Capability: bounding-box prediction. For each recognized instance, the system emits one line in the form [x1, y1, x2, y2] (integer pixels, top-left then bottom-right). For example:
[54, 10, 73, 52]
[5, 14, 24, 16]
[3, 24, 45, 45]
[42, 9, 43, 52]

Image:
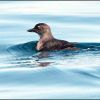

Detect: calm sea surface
[0, 2, 100, 99]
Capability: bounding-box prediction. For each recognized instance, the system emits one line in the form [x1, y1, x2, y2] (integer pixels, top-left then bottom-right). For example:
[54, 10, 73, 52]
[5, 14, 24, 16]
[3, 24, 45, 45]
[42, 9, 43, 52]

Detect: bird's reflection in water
[38, 62, 51, 67]
[36, 51, 50, 59]
[33, 51, 53, 67]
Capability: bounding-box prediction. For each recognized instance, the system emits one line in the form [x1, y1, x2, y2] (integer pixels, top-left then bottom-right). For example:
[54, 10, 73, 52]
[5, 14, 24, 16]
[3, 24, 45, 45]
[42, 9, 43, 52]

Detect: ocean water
[0, 1, 100, 99]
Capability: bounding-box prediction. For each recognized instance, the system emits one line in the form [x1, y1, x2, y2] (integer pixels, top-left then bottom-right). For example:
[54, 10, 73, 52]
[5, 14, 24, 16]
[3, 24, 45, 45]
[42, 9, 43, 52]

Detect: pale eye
[38, 26, 40, 28]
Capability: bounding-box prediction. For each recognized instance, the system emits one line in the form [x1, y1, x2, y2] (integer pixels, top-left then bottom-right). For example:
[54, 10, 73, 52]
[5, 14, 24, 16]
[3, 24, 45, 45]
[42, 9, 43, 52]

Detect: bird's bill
[27, 28, 36, 32]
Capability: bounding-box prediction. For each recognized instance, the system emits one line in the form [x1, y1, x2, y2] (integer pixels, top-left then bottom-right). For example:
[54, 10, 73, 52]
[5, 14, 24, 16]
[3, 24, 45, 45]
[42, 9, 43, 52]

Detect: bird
[27, 23, 78, 51]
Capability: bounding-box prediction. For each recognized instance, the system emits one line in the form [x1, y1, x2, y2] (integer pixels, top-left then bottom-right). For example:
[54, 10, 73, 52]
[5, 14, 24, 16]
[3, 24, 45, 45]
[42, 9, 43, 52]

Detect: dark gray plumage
[27, 23, 78, 51]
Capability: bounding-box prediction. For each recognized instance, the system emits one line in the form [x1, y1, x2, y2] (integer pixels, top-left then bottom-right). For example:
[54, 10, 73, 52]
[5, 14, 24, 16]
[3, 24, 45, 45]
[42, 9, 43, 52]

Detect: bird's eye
[38, 26, 40, 28]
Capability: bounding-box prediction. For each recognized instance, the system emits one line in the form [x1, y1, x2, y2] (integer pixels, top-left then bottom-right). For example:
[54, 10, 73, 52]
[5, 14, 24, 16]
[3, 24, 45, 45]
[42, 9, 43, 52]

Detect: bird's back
[41, 39, 75, 51]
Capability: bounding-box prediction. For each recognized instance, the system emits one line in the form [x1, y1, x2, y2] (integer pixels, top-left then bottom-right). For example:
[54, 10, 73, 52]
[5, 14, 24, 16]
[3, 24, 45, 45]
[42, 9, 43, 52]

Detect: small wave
[7, 42, 100, 56]
[7, 41, 38, 56]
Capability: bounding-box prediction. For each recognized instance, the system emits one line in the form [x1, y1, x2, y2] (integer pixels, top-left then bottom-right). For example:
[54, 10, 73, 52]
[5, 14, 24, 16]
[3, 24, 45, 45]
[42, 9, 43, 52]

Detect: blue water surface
[0, 12, 100, 99]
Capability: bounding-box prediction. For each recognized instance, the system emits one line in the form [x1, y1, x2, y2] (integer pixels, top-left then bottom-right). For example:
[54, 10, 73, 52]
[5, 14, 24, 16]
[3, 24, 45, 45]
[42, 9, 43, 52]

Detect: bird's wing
[42, 39, 74, 51]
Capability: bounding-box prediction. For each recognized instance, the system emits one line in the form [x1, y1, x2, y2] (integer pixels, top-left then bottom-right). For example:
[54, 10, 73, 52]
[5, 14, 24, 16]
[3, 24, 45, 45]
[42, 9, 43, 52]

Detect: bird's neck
[40, 32, 54, 42]
[36, 32, 54, 51]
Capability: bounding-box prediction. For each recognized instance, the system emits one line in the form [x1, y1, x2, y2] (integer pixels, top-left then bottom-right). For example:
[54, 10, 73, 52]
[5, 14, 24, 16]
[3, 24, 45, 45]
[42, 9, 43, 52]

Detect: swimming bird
[27, 23, 78, 51]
